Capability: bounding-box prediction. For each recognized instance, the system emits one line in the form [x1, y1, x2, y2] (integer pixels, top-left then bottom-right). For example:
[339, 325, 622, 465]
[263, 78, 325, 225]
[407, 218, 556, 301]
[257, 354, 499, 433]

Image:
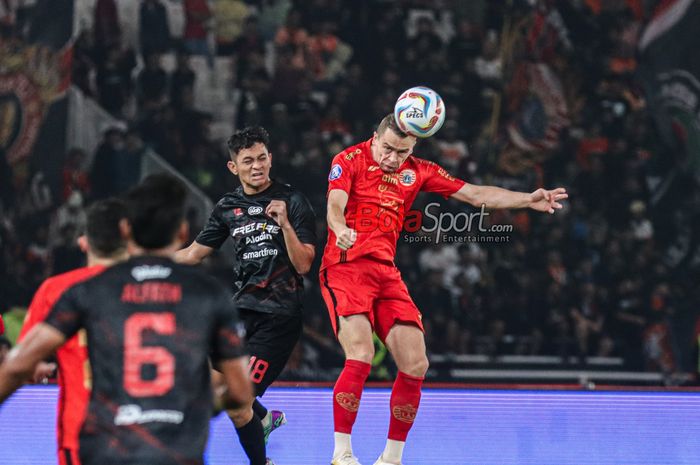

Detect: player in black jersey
[176, 126, 316, 465]
[0, 175, 253, 465]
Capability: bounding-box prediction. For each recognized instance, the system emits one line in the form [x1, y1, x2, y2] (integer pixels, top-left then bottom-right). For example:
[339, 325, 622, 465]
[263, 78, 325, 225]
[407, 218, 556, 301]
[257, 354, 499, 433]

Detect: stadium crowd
[1, 0, 697, 381]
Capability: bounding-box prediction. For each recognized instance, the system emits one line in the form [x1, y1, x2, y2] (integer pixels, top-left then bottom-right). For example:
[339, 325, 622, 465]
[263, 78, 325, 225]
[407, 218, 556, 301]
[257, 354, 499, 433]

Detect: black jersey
[45, 256, 243, 465]
[195, 180, 316, 316]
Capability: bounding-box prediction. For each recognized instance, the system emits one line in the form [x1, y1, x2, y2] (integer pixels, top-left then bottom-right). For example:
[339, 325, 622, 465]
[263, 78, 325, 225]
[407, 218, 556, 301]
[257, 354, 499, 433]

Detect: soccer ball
[394, 86, 446, 138]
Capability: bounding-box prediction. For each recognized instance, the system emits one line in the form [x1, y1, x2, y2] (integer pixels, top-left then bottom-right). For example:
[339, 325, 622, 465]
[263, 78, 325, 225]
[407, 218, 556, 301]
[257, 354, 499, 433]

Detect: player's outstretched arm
[450, 184, 568, 214]
[217, 356, 254, 410]
[327, 189, 356, 250]
[174, 241, 214, 265]
[0, 323, 65, 404]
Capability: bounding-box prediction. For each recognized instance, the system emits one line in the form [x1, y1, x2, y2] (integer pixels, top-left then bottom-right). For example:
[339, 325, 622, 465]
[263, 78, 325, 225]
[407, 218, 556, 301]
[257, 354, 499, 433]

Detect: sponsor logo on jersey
[392, 404, 417, 423]
[368, 165, 380, 172]
[131, 265, 172, 282]
[335, 392, 360, 412]
[329, 164, 343, 181]
[248, 206, 263, 215]
[245, 232, 272, 244]
[232, 222, 281, 237]
[399, 169, 417, 186]
[242, 248, 279, 260]
[115, 404, 184, 426]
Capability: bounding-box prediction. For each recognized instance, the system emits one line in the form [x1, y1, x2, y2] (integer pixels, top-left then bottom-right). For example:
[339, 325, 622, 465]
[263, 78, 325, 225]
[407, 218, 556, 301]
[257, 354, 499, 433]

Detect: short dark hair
[0, 336, 10, 350]
[125, 174, 187, 249]
[86, 198, 127, 257]
[226, 126, 270, 159]
[377, 113, 411, 138]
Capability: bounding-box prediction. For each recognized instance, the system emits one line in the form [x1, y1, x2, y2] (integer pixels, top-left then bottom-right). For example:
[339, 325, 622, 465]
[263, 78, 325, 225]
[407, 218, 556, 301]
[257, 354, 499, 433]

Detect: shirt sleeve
[195, 204, 229, 250]
[18, 280, 52, 342]
[211, 288, 244, 362]
[44, 285, 85, 341]
[289, 192, 317, 245]
[327, 150, 356, 195]
[419, 160, 466, 198]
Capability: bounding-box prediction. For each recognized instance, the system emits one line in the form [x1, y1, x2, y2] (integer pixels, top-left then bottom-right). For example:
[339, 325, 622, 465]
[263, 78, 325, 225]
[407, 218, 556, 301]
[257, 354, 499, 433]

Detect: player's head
[372, 113, 417, 173]
[80, 198, 128, 259]
[124, 174, 189, 252]
[226, 126, 272, 192]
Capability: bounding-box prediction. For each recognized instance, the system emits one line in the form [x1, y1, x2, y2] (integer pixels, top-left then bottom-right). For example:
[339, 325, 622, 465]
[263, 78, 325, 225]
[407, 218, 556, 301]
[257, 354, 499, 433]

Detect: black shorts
[240, 309, 302, 396]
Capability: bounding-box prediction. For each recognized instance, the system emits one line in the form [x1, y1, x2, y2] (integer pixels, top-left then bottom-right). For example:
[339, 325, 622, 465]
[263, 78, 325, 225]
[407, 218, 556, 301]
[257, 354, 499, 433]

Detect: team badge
[399, 169, 417, 186]
[233, 208, 243, 216]
[329, 164, 343, 181]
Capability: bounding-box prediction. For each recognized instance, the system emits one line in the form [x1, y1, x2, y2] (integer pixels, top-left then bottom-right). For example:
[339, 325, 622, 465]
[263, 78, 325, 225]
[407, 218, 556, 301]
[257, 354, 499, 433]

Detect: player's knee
[343, 341, 374, 364]
[401, 353, 429, 377]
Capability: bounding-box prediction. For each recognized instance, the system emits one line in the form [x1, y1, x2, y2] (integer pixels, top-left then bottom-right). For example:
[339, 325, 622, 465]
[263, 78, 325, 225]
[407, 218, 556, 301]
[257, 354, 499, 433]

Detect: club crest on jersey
[329, 164, 342, 181]
[248, 206, 263, 215]
[233, 208, 243, 216]
[399, 169, 417, 186]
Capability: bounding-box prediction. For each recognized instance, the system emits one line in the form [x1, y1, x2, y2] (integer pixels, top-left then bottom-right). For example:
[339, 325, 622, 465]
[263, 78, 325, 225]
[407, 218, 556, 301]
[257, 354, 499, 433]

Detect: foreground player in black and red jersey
[0, 174, 253, 465]
[176, 126, 316, 465]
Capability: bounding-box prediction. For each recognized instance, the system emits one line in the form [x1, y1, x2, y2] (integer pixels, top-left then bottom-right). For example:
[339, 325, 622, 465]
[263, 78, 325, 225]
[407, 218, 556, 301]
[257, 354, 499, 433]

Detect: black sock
[234, 414, 266, 465]
[252, 399, 268, 420]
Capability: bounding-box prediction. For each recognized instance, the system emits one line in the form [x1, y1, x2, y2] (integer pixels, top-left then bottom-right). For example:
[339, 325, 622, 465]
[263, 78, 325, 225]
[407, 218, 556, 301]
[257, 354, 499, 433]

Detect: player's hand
[528, 188, 568, 214]
[265, 200, 289, 228]
[32, 361, 56, 384]
[336, 227, 357, 250]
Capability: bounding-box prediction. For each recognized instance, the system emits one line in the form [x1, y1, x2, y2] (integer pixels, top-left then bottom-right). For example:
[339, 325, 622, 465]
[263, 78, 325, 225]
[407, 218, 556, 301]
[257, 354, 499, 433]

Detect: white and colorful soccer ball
[393, 86, 446, 138]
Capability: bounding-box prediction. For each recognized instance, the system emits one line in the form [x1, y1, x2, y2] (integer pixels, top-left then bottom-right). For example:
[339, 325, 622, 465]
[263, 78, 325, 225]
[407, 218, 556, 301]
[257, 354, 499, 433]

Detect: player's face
[228, 142, 272, 191]
[372, 130, 417, 173]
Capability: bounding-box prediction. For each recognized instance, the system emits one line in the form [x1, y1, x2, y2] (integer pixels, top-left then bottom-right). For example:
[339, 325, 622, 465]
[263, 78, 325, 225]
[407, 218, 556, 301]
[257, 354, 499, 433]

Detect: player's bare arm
[0, 323, 65, 404]
[327, 189, 357, 251]
[451, 184, 568, 214]
[174, 241, 215, 265]
[265, 199, 315, 274]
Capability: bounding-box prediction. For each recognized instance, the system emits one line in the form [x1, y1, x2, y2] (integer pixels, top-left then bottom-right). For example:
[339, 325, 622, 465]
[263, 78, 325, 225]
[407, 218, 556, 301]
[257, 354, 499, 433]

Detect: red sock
[388, 371, 423, 441]
[333, 359, 371, 434]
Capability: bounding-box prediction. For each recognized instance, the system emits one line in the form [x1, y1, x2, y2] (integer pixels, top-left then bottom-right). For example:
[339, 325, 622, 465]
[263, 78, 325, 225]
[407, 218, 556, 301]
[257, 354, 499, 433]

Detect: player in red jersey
[321, 114, 568, 465]
[18, 198, 129, 465]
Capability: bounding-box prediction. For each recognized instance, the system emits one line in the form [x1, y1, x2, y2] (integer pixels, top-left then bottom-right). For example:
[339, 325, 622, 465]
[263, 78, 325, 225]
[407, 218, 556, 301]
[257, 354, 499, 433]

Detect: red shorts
[320, 257, 424, 342]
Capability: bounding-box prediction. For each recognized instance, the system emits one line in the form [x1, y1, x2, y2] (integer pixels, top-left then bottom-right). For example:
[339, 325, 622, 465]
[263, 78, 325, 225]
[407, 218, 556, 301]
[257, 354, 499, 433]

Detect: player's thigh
[245, 313, 302, 396]
[337, 313, 375, 363]
[384, 323, 429, 377]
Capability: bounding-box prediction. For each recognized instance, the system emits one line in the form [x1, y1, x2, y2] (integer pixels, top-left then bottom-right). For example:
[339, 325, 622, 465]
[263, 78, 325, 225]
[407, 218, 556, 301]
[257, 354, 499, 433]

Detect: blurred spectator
[212, 0, 250, 55]
[169, 49, 196, 110]
[137, 53, 168, 107]
[90, 126, 127, 199]
[139, 0, 171, 57]
[61, 148, 91, 201]
[183, 0, 213, 65]
[96, 47, 136, 118]
[93, 0, 120, 53]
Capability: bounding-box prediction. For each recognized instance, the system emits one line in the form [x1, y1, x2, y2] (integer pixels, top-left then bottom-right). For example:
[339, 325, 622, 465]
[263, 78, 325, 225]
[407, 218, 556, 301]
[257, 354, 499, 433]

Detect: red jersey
[184, 0, 210, 39]
[321, 138, 465, 269]
[19, 265, 106, 450]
